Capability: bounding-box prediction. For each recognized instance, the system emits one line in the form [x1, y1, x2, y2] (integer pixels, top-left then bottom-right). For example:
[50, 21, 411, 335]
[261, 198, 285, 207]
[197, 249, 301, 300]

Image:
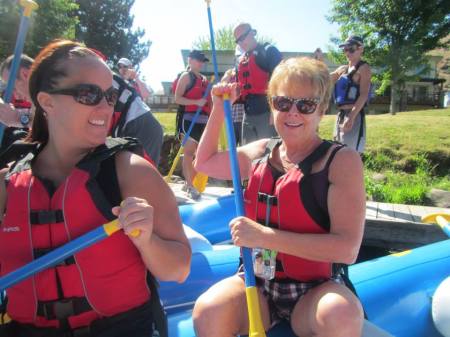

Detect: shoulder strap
[348, 60, 367, 80]
[298, 141, 333, 175]
[184, 71, 197, 95]
[324, 143, 345, 170]
[77, 137, 142, 172]
[1, 141, 39, 177]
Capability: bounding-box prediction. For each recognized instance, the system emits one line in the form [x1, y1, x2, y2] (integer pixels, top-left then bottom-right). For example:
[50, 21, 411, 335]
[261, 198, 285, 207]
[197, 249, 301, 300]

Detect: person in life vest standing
[174, 50, 211, 200]
[117, 57, 151, 101]
[233, 22, 282, 144]
[0, 40, 191, 337]
[331, 36, 371, 153]
[193, 57, 365, 337]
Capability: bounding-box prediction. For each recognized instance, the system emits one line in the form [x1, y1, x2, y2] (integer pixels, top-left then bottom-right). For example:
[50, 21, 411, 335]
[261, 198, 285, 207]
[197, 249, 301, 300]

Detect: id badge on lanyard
[253, 193, 277, 280]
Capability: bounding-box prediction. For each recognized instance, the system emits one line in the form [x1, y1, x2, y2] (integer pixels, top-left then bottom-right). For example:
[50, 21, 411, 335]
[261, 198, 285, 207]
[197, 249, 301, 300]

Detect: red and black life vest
[237, 44, 270, 99]
[182, 73, 211, 115]
[0, 138, 150, 329]
[244, 139, 339, 282]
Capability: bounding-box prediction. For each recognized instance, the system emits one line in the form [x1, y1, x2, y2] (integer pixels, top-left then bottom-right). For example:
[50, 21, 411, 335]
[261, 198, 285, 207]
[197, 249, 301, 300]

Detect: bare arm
[194, 83, 268, 180]
[115, 152, 191, 282]
[0, 98, 32, 128]
[330, 65, 348, 83]
[232, 147, 365, 264]
[174, 72, 205, 107]
[135, 77, 151, 101]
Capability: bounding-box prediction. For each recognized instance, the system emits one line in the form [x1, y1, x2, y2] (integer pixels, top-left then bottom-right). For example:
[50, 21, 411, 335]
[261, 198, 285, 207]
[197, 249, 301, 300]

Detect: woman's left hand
[112, 197, 154, 248]
[229, 216, 267, 248]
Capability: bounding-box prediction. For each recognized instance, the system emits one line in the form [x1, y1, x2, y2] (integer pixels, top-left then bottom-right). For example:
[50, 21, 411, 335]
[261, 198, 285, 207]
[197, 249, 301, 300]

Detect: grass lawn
[154, 108, 450, 204]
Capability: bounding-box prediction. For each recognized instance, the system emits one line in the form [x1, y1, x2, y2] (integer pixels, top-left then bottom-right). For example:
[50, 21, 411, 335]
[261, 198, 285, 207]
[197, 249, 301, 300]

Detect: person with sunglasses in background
[0, 40, 191, 337]
[193, 57, 365, 337]
[0, 54, 34, 150]
[331, 36, 372, 153]
[233, 22, 282, 144]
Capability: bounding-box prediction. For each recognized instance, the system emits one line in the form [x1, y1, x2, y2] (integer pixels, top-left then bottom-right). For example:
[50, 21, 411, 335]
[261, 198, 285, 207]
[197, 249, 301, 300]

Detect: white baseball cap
[117, 58, 132, 67]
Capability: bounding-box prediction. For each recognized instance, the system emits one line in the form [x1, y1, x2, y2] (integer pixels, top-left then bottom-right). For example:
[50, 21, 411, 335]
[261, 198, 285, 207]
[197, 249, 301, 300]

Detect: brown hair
[0, 54, 34, 76]
[267, 57, 331, 113]
[27, 40, 99, 144]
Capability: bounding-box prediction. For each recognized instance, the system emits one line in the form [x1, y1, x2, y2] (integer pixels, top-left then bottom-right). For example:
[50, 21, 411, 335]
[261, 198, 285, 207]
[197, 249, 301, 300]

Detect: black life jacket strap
[30, 209, 64, 225]
[147, 273, 168, 337]
[37, 297, 92, 321]
[297, 141, 333, 175]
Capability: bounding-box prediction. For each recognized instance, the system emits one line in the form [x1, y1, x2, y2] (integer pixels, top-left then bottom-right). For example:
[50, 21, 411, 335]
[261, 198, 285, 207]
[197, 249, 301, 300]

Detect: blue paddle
[0, 220, 127, 291]
[205, 1, 266, 335]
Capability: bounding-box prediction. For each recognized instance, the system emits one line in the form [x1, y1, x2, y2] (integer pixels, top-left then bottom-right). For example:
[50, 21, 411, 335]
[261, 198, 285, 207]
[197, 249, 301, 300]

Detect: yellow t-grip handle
[120, 201, 140, 238]
[20, 0, 39, 17]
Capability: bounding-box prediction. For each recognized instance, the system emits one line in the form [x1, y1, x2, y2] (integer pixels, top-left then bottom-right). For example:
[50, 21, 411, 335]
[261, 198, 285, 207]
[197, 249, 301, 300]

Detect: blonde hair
[267, 57, 331, 113]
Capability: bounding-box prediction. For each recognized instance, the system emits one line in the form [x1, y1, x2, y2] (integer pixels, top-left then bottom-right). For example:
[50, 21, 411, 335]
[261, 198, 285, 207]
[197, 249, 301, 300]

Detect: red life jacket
[237, 45, 270, 98]
[244, 140, 335, 282]
[0, 138, 150, 329]
[183, 73, 211, 115]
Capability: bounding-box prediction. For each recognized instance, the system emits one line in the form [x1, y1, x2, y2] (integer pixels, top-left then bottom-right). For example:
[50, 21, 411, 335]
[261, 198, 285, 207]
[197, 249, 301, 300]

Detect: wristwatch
[19, 113, 30, 128]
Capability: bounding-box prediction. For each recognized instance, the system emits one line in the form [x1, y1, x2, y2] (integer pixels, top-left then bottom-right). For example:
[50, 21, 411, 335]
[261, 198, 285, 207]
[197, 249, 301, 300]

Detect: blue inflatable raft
[164, 195, 450, 337]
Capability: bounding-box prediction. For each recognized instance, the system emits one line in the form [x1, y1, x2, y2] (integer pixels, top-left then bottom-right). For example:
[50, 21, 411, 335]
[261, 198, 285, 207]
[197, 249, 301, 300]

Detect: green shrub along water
[154, 108, 450, 205]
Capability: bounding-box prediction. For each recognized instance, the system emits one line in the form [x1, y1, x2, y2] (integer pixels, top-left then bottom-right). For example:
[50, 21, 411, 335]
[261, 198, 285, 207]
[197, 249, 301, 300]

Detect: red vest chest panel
[238, 51, 269, 98]
[184, 75, 211, 114]
[0, 139, 150, 328]
[244, 158, 332, 282]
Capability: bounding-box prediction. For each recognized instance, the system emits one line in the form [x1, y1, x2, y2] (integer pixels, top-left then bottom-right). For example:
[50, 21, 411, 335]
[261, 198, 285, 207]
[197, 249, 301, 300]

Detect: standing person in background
[111, 73, 164, 166]
[233, 22, 282, 144]
[117, 57, 151, 101]
[0, 40, 190, 337]
[331, 36, 371, 153]
[0, 54, 34, 149]
[173, 50, 211, 200]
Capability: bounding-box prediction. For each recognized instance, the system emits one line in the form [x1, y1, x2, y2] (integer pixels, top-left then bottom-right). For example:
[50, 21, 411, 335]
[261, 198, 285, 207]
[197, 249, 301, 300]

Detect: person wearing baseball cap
[116, 57, 151, 101]
[173, 49, 212, 200]
[331, 35, 371, 153]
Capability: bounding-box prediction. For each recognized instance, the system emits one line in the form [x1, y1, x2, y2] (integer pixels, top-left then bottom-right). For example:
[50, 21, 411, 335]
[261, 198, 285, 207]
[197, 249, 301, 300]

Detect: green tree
[193, 24, 274, 50]
[74, 0, 150, 67]
[0, 0, 78, 60]
[328, 0, 450, 113]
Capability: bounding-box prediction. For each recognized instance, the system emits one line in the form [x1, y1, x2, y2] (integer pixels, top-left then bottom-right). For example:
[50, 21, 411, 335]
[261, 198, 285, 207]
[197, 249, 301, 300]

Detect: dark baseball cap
[188, 50, 209, 62]
[339, 36, 364, 48]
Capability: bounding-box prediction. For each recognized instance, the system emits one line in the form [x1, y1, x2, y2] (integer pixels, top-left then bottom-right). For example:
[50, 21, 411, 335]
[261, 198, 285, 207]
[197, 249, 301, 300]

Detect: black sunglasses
[47, 84, 118, 106]
[343, 45, 358, 54]
[235, 29, 252, 44]
[271, 96, 320, 114]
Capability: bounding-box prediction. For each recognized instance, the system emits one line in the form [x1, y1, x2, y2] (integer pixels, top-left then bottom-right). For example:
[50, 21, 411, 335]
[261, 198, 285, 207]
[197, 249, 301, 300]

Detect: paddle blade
[192, 172, 209, 193]
[246, 287, 267, 336]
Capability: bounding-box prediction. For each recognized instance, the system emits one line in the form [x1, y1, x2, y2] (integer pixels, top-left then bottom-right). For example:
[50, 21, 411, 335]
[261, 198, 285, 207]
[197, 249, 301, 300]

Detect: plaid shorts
[261, 275, 344, 325]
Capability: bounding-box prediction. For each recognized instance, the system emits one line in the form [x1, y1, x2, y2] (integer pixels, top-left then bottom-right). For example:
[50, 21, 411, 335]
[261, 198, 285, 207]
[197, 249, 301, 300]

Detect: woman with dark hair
[0, 40, 191, 337]
[193, 57, 365, 337]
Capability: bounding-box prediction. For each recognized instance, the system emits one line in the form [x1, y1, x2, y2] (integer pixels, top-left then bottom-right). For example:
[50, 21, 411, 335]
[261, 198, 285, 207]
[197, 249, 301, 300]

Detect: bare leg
[193, 275, 271, 337]
[182, 138, 198, 188]
[290, 280, 363, 337]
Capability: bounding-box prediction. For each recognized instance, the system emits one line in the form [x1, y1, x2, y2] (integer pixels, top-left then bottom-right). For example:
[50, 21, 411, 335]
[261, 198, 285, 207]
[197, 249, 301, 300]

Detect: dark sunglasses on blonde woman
[271, 96, 320, 114]
[47, 84, 118, 106]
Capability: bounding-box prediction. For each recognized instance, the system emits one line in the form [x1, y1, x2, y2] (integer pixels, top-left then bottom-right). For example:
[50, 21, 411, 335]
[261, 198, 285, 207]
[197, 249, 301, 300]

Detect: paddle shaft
[0, 220, 119, 291]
